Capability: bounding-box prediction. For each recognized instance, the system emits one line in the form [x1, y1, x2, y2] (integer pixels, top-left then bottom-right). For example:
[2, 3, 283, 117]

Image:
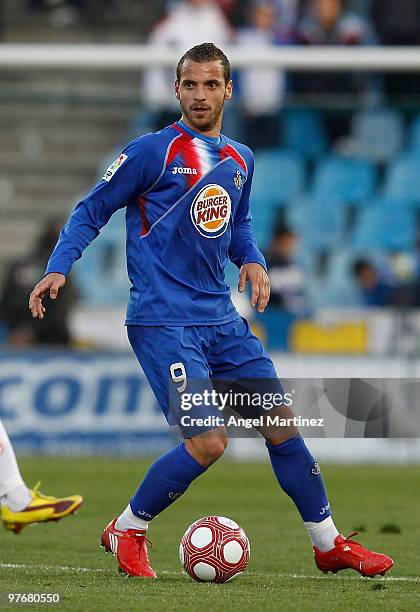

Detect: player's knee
[264, 429, 300, 446]
[205, 439, 227, 465]
[186, 430, 228, 467]
[198, 436, 228, 465]
[261, 405, 299, 446]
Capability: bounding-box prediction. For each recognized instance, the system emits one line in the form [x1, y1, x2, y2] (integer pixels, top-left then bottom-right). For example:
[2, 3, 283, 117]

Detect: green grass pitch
[1, 457, 419, 611]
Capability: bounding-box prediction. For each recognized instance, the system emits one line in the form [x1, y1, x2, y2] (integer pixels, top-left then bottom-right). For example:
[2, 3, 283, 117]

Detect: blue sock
[266, 435, 331, 523]
[130, 443, 206, 520]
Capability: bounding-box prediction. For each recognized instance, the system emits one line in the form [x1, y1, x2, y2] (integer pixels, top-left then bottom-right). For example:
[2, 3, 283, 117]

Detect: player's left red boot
[314, 532, 393, 577]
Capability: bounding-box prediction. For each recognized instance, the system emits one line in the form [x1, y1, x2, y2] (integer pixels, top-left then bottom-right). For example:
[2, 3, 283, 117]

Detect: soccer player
[0, 419, 82, 534]
[29, 43, 393, 579]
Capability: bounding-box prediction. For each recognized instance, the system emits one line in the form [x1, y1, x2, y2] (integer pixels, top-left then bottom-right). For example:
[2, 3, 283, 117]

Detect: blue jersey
[46, 120, 266, 326]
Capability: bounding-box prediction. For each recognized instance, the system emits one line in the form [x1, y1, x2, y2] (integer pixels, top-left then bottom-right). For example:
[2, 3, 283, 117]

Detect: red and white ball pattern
[179, 516, 250, 583]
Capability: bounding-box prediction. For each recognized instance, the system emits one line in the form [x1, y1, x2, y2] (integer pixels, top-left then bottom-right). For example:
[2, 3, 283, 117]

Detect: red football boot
[314, 532, 394, 578]
[100, 518, 157, 578]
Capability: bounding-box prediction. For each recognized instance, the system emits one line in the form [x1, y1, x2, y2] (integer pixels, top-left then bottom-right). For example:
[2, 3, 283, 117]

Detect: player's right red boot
[100, 518, 157, 578]
[314, 532, 393, 578]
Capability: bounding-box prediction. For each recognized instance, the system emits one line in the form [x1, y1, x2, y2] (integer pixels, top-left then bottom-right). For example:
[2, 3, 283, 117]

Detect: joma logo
[172, 167, 198, 175]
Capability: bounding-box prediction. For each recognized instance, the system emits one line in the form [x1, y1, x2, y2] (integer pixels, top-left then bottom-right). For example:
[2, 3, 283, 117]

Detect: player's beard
[181, 98, 224, 133]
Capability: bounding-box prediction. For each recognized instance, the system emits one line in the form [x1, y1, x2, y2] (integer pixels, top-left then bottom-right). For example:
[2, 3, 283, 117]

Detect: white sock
[2, 484, 32, 511]
[304, 516, 340, 552]
[115, 504, 149, 532]
[0, 419, 31, 509]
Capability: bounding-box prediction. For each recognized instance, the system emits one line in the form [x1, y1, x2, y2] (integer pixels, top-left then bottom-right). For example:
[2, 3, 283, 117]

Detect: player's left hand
[238, 263, 270, 313]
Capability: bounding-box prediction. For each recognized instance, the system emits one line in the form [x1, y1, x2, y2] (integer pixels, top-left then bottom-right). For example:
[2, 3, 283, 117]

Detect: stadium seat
[352, 198, 416, 251]
[284, 197, 305, 234]
[281, 109, 328, 159]
[74, 209, 130, 306]
[252, 149, 305, 207]
[312, 155, 377, 204]
[321, 247, 389, 307]
[408, 113, 420, 152]
[224, 260, 240, 289]
[351, 108, 404, 163]
[294, 196, 347, 251]
[250, 196, 279, 250]
[383, 153, 420, 204]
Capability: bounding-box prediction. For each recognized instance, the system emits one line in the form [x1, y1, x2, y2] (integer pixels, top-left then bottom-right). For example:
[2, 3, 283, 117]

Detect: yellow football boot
[1, 482, 83, 534]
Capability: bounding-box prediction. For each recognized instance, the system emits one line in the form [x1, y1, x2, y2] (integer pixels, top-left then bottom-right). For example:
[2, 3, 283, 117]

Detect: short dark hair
[352, 258, 373, 277]
[272, 223, 295, 240]
[176, 43, 231, 85]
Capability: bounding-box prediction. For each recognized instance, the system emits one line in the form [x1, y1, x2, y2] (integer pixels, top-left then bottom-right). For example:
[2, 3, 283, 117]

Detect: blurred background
[1, 0, 420, 460]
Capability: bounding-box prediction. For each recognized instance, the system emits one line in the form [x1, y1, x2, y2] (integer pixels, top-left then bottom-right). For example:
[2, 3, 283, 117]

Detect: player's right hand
[29, 273, 66, 319]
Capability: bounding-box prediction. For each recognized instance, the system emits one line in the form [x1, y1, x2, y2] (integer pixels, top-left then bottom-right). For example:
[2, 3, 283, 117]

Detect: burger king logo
[190, 184, 231, 238]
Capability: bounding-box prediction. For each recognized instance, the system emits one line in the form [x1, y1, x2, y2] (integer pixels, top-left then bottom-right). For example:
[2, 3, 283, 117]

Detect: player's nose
[194, 86, 206, 100]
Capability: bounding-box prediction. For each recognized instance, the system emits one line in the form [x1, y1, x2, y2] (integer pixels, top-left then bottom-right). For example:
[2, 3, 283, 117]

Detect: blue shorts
[127, 317, 281, 432]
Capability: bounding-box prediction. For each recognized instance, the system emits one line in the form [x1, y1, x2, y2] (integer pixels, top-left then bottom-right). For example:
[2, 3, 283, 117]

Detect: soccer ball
[179, 516, 250, 583]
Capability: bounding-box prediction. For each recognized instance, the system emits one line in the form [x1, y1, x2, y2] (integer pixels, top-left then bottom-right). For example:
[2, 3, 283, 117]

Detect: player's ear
[224, 80, 233, 101]
[175, 80, 180, 100]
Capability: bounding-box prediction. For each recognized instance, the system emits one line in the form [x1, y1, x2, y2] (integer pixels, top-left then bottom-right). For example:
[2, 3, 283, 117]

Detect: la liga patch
[103, 153, 127, 182]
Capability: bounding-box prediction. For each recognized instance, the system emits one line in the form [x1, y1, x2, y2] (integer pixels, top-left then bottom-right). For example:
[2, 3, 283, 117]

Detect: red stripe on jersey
[221, 143, 248, 174]
[181, 140, 202, 189]
[172, 122, 189, 137]
[166, 130, 193, 168]
[138, 196, 149, 236]
[219, 147, 229, 161]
